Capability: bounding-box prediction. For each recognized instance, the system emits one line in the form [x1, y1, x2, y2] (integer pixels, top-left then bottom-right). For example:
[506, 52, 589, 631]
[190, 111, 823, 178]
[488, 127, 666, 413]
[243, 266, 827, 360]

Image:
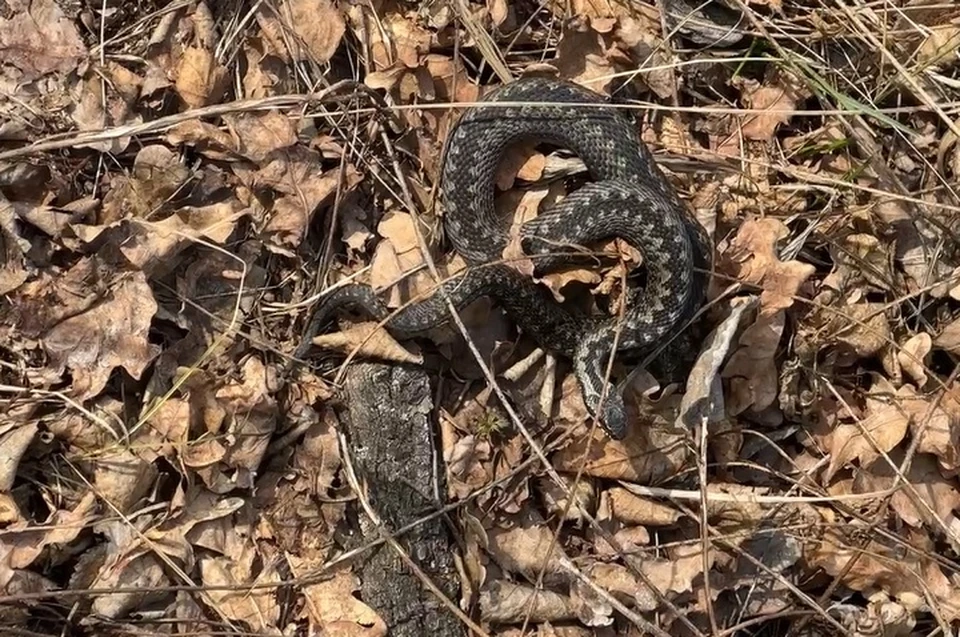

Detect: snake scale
[294, 77, 711, 440]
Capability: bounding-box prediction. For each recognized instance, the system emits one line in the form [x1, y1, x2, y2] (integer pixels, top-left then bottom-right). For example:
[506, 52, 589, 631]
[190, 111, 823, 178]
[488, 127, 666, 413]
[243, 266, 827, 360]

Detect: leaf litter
[3, 0, 960, 635]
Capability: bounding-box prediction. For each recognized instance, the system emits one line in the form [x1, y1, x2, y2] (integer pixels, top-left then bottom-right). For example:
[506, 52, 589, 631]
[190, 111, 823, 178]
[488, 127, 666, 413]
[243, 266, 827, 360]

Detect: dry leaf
[445, 433, 493, 500]
[224, 110, 298, 163]
[0, 0, 87, 80]
[917, 24, 960, 67]
[554, 21, 617, 95]
[914, 386, 960, 472]
[552, 409, 689, 482]
[858, 452, 960, 529]
[606, 487, 680, 526]
[211, 356, 278, 475]
[0, 423, 38, 492]
[817, 377, 911, 483]
[312, 321, 423, 365]
[277, 0, 346, 63]
[295, 561, 387, 636]
[200, 543, 280, 630]
[175, 46, 226, 108]
[496, 143, 545, 191]
[43, 273, 160, 400]
[722, 310, 785, 415]
[736, 75, 801, 141]
[934, 316, 960, 355]
[487, 520, 567, 584]
[346, 5, 431, 71]
[94, 450, 157, 514]
[586, 544, 706, 612]
[263, 163, 361, 248]
[0, 197, 28, 295]
[898, 333, 931, 388]
[537, 475, 596, 523]
[722, 217, 816, 314]
[0, 492, 97, 573]
[166, 120, 241, 160]
[831, 303, 892, 361]
[481, 580, 576, 624]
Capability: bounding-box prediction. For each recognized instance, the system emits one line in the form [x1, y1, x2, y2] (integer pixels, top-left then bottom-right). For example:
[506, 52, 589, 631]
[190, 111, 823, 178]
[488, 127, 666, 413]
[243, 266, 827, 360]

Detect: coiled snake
[294, 77, 711, 440]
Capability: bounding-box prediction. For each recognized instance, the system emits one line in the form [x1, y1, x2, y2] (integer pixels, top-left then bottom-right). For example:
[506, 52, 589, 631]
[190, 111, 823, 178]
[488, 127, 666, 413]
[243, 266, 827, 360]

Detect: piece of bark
[339, 362, 464, 637]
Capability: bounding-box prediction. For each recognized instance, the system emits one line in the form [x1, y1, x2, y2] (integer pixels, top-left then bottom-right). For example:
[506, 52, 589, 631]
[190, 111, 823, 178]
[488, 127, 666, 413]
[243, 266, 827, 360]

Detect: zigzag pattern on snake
[293, 77, 711, 440]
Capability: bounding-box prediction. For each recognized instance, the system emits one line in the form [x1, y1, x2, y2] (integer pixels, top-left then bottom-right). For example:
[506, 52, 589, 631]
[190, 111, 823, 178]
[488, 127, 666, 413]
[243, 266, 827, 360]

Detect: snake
[293, 77, 711, 440]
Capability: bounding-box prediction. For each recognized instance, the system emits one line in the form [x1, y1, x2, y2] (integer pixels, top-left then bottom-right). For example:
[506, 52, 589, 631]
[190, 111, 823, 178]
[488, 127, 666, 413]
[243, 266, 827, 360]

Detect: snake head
[599, 394, 629, 440]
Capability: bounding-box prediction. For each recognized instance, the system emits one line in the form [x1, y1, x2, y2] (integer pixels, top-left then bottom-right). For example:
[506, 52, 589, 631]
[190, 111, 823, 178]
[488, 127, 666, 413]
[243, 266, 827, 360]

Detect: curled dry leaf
[166, 120, 241, 160]
[552, 397, 689, 482]
[934, 315, 960, 355]
[0, 196, 28, 295]
[917, 24, 960, 67]
[445, 433, 493, 501]
[263, 163, 361, 249]
[370, 210, 428, 307]
[100, 145, 190, 224]
[678, 296, 757, 429]
[605, 487, 680, 526]
[554, 20, 619, 95]
[269, 0, 346, 64]
[913, 386, 960, 473]
[0, 492, 97, 572]
[70, 72, 142, 154]
[0, 423, 38, 492]
[368, 210, 473, 331]
[347, 4, 431, 72]
[294, 409, 343, 495]
[898, 333, 931, 388]
[312, 321, 423, 365]
[167, 359, 278, 494]
[212, 357, 278, 469]
[722, 310, 785, 416]
[537, 475, 597, 524]
[546, 0, 659, 23]
[808, 523, 960, 620]
[118, 204, 244, 276]
[827, 302, 892, 363]
[873, 198, 954, 299]
[734, 70, 808, 142]
[487, 520, 568, 585]
[340, 202, 374, 259]
[616, 17, 674, 98]
[481, 580, 577, 624]
[87, 522, 170, 619]
[143, 370, 222, 462]
[174, 46, 227, 109]
[721, 217, 816, 315]
[584, 544, 706, 613]
[831, 233, 895, 294]
[495, 143, 545, 191]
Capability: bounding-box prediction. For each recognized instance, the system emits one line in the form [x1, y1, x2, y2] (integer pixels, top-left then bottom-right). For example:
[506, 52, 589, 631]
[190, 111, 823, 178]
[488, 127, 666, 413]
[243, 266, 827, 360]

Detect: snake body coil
[295, 77, 711, 439]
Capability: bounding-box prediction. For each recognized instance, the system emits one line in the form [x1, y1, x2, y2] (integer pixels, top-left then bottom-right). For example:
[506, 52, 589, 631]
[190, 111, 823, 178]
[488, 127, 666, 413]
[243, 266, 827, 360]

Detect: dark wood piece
[340, 362, 464, 637]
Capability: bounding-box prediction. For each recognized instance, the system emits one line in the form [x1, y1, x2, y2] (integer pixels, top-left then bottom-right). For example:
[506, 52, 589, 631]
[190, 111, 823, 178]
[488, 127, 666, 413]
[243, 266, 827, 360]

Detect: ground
[1, 0, 960, 635]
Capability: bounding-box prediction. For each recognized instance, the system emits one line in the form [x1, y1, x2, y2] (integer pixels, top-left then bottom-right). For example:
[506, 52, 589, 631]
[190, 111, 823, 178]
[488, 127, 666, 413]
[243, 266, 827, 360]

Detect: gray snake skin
[294, 77, 711, 439]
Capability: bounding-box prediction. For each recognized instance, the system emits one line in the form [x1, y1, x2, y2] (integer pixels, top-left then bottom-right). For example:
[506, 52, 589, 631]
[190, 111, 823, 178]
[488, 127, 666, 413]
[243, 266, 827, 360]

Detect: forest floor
[3, 0, 960, 635]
